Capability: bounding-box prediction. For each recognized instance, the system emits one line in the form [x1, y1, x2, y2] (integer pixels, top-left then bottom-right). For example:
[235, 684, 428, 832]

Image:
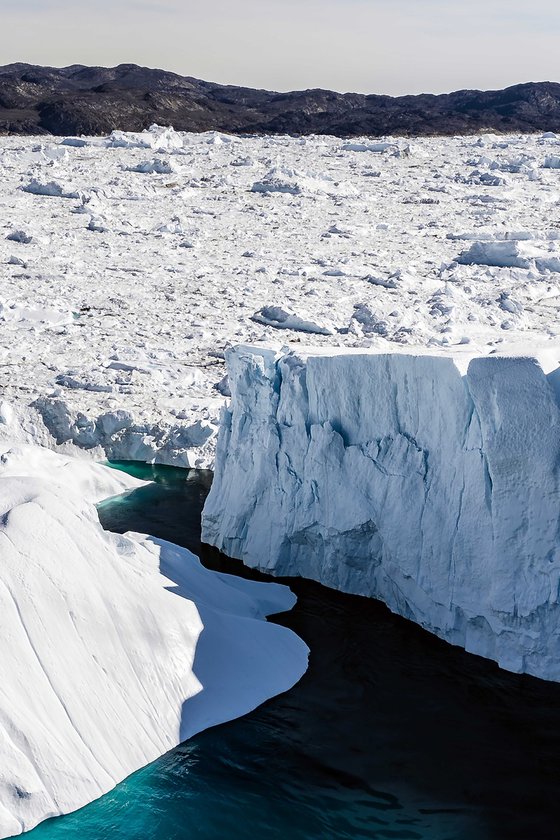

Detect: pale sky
[0, 0, 558, 95]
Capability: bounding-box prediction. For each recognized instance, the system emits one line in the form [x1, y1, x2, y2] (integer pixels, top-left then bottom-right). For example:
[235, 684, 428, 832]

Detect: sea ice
[2, 129, 560, 467]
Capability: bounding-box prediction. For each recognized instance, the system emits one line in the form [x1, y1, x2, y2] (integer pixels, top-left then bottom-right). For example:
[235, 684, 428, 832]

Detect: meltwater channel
[26, 463, 560, 840]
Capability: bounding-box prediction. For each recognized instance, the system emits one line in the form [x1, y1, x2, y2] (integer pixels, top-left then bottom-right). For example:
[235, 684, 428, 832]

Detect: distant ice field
[1, 125, 560, 467]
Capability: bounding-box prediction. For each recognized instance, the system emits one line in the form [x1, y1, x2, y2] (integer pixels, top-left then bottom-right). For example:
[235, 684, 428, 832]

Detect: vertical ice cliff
[202, 345, 560, 681]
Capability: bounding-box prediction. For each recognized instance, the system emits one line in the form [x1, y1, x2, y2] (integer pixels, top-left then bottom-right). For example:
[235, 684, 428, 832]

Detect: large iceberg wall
[202, 345, 560, 681]
[0, 449, 307, 837]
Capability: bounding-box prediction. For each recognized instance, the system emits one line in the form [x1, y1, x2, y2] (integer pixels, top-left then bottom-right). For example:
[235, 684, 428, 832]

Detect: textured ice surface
[0, 444, 145, 504]
[0, 451, 307, 837]
[202, 344, 560, 682]
[2, 129, 560, 468]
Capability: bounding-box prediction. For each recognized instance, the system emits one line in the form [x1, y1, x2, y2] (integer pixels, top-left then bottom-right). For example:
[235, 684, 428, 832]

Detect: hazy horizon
[0, 0, 558, 96]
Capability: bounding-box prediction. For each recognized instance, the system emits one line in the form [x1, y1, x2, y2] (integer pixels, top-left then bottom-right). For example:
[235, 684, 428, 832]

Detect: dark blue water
[27, 463, 560, 840]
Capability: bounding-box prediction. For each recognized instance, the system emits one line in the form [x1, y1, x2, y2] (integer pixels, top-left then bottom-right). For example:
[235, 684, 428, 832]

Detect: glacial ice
[0, 450, 308, 837]
[202, 344, 560, 682]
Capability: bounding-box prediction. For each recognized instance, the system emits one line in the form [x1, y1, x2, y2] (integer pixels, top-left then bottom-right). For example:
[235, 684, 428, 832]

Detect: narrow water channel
[27, 463, 560, 840]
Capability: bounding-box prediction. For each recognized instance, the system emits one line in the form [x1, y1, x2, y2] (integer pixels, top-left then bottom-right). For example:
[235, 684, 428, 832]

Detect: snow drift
[0, 450, 307, 837]
[202, 345, 560, 682]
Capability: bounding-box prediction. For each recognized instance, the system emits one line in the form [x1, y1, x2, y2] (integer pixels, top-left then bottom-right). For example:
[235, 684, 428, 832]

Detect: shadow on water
[29, 463, 560, 840]
[96, 461, 213, 554]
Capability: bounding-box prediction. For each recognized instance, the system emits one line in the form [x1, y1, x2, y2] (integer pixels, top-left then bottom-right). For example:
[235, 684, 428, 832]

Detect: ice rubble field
[2, 125, 560, 466]
[0, 447, 308, 837]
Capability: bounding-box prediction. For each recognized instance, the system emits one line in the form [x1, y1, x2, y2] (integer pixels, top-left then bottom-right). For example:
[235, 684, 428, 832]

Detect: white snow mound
[0, 301, 73, 328]
[0, 457, 307, 837]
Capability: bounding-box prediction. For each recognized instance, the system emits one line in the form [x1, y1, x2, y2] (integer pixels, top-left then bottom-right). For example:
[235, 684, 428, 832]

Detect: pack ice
[3, 128, 560, 469]
[0, 447, 308, 837]
[202, 344, 560, 682]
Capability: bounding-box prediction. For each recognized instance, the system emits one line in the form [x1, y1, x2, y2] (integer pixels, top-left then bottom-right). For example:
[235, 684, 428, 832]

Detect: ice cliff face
[0, 450, 307, 837]
[202, 345, 560, 682]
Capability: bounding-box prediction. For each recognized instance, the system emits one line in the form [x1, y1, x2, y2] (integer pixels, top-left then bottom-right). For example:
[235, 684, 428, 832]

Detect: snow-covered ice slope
[3, 128, 560, 467]
[0, 442, 147, 502]
[0, 452, 307, 837]
[202, 344, 560, 682]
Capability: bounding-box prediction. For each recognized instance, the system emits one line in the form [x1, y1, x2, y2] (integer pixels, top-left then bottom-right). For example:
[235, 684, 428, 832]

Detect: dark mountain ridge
[1, 63, 560, 137]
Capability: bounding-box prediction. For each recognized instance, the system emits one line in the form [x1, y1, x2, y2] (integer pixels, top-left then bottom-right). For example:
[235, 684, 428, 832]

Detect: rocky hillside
[1, 63, 560, 136]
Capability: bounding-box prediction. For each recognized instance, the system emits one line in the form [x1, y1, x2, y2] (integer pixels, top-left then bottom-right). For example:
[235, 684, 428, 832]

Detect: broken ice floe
[252, 306, 333, 335]
[21, 179, 79, 199]
[251, 167, 358, 198]
[126, 158, 179, 175]
[456, 240, 560, 272]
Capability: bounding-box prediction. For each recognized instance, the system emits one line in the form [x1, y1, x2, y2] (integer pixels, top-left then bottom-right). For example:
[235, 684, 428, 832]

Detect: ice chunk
[341, 141, 397, 153]
[21, 179, 79, 199]
[106, 125, 184, 152]
[203, 345, 560, 682]
[252, 305, 333, 335]
[127, 158, 179, 175]
[6, 230, 32, 244]
[61, 137, 90, 147]
[456, 240, 532, 269]
[251, 167, 358, 197]
[0, 455, 307, 836]
[456, 239, 560, 273]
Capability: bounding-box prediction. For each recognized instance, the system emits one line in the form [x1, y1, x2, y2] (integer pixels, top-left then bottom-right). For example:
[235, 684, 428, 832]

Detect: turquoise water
[27, 464, 560, 840]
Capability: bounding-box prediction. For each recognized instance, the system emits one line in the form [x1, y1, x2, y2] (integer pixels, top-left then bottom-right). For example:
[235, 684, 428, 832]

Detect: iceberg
[0, 449, 307, 837]
[202, 344, 560, 682]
